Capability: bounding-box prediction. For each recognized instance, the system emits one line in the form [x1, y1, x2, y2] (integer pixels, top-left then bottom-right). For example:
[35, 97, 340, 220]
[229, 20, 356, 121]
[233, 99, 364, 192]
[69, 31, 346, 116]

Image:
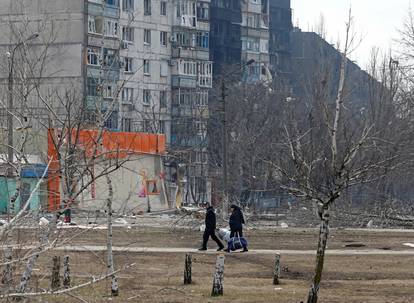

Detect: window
[196, 32, 209, 48]
[144, 29, 151, 45]
[160, 1, 167, 15]
[143, 59, 150, 75]
[121, 117, 132, 132]
[260, 39, 269, 53]
[122, 87, 134, 102]
[88, 16, 103, 34]
[198, 61, 212, 87]
[103, 84, 114, 99]
[159, 120, 165, 133]
[241, 37, 260, 52]
[105, 0, 119, 7]
[122, 26, 134, 42]
[143, 89, 151, 105]
[122, 0, 134, 11]
[144, 0, 151, 15]
[87, 78, 99, 96]
[160, 31, 167, 46]
[196, 2, 209, 20]
[178, 60, 197, 76]
[104, 112, 118, 130]
[103, 48, 117, 67]
[124, 57, 133, 72]
[160, 91, 167, 108]
[104, 19, 119, 37]
[160, 61, 168, 77]
[87, 47, 101, 66]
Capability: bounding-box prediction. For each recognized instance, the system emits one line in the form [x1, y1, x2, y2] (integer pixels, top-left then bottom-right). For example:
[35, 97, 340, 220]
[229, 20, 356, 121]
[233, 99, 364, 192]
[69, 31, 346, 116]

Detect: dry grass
[3, 227, 414, 302]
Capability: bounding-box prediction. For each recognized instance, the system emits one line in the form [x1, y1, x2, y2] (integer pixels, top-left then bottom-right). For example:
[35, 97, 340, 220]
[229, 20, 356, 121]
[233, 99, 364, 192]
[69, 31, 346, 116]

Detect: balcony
[172, 75, 197, 88]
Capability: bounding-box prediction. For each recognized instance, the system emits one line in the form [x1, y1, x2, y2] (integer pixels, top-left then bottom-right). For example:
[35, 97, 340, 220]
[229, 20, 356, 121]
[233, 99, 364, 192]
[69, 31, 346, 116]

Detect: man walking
[199, 203, 224, 251]
[228, 204, 248, 252]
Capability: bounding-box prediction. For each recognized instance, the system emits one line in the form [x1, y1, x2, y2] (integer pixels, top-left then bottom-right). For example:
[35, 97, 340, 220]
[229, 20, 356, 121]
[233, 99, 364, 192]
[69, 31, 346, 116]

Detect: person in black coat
[199, 203, 224, 251]
[228, 204, 248, 252]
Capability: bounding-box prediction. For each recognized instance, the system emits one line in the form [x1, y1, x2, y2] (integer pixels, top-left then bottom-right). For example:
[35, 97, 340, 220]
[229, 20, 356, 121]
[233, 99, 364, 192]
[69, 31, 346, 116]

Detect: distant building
[269, 0, 293, 77]
[210, 0, 272, 82]
[289, 29, 372, 104]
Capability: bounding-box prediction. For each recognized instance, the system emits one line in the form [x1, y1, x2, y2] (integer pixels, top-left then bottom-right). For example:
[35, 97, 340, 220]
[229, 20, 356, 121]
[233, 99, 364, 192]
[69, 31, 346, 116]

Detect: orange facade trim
[47, 129, 166, 211]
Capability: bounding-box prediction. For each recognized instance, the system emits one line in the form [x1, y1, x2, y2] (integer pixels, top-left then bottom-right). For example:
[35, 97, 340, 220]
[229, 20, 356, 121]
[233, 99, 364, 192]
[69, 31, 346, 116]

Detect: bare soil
[5, 226, 414, 302]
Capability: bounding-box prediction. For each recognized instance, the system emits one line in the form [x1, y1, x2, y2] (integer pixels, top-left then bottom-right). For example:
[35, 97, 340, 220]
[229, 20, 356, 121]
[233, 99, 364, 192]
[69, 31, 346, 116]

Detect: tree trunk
[273, 253, 281, 285]
[63, 255, 70, 288]
[1, 247, 13, 285]
[307, 209, 330, 303]
[211, 254, 225, 296]
[51, 256, 61, 290]
[17, 229, 48, 296]
[106, 175, 118, 296]
[184, 254, 192, 284]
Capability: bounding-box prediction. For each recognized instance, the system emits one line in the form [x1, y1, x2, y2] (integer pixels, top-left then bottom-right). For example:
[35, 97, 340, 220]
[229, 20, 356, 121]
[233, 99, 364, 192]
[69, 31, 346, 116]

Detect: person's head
[202, 202, 211, 209]
[230, 204, 238, 212]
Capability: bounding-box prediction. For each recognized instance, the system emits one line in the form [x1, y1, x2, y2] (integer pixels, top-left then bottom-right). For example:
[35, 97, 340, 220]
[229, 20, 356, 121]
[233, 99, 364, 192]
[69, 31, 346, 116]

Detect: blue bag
[228, 233, 248, 251]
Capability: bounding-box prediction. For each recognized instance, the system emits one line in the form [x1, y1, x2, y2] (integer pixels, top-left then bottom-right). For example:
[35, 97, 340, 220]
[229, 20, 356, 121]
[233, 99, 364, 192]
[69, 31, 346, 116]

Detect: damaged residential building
[169, 0, 212, 204]
[210, 0, 272, 82]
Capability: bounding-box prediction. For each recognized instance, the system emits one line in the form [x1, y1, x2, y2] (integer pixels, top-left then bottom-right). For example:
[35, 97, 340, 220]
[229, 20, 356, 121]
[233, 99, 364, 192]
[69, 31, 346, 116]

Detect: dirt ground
[4, 226, 414, 302]
[16, 225, 414, 251]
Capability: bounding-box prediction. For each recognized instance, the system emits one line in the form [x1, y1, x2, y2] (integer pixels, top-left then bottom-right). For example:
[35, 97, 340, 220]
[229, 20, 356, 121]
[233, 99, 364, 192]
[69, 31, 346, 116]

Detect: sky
[291, 0, 409, 68]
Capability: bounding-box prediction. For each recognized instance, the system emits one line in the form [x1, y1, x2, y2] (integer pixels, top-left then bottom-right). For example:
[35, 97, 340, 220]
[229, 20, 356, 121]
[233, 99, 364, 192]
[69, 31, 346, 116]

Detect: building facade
[169, 0, 212, 204]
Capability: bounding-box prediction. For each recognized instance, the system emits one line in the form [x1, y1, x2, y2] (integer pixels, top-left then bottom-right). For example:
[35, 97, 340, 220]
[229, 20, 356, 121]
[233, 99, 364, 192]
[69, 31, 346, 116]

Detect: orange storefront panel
[47, 129, 166, 211]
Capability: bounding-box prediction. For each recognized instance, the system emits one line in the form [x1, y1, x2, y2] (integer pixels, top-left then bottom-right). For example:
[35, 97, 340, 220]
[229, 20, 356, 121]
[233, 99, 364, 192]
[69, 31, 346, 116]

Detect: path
[6, 245, 414, 255]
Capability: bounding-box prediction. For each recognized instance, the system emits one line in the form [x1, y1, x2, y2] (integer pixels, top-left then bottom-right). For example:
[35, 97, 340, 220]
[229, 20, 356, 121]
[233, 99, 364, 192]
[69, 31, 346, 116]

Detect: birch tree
[261, 10, 405, 303]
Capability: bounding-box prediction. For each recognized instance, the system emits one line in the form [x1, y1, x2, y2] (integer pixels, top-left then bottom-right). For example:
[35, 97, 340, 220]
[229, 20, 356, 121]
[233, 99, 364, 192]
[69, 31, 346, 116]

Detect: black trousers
[202, 229, 224, 249]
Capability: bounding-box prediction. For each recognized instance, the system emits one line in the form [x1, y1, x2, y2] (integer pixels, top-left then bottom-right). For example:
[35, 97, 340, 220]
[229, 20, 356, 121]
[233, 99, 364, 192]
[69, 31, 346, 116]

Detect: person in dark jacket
[199, 203, 224, 251]
[227, 204, 248, 252]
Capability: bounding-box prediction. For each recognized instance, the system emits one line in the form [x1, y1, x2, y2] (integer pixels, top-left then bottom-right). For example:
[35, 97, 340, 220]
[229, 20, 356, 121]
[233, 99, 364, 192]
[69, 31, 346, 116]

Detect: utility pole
[220, 59, 256, 220]
[221, 80, 228, 219]
[6, 33, 38, 176]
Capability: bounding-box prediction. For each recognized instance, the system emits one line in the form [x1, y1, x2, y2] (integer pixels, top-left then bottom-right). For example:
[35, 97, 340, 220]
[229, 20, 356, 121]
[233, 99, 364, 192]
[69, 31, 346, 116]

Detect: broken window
[88, 16, 103, 34]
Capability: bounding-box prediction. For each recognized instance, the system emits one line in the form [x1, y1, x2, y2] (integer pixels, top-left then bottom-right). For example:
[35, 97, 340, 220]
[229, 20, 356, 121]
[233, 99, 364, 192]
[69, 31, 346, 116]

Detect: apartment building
[269, 0, 293, 77]
[210, 0, 271, 82]
[169, 0, 212, 204]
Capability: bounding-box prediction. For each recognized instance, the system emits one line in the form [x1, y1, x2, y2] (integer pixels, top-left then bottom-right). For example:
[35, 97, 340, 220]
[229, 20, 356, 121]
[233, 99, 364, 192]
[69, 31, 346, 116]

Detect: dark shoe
[242, 247, 248, 252]
[224, 249, 230, 253]
[217, 247, 224, 251]
[198, 247, 207, 251]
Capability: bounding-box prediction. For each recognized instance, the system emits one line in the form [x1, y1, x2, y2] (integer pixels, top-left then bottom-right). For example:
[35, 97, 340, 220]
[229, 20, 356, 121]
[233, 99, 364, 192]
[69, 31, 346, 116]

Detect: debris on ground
[344, 243, 366, 248]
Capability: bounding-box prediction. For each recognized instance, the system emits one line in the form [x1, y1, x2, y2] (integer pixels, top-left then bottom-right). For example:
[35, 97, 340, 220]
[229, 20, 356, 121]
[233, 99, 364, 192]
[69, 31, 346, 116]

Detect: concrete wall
[78, 154, 170, 214]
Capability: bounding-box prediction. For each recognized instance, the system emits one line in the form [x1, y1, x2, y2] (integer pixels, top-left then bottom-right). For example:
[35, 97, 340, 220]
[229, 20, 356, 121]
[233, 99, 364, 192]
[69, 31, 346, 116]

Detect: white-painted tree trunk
[63, 255, 70, 288]
[273, 253, 281, 285]
[211, 254, 225, 296]
[106, 175, 118, 296]
[17, 230, 48, 294]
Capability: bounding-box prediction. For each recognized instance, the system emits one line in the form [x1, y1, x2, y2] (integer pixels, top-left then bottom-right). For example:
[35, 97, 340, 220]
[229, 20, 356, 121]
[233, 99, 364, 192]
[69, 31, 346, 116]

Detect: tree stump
[1, 247, 13, 285]
[63, 255, 71, 288]
[184, 254, 192, 284]
[51, 256, 61, 290]
[211, 254, 225, 296]
[273, 253, 281, 285]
